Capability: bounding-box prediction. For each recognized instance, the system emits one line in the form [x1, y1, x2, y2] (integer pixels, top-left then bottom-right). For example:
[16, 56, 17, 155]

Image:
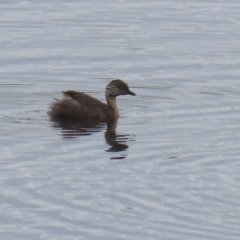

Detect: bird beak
[128, 90, 136, 96]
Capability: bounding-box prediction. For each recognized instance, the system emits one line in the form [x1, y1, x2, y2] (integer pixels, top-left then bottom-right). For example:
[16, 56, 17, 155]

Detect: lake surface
[1, 0, 240, 239]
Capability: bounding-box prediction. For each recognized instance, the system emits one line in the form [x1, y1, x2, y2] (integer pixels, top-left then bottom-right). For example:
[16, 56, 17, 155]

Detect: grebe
[48, 79, 136, 119]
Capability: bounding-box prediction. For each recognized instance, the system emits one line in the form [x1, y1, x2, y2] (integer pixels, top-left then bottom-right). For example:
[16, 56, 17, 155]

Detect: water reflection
[50, 117, 134, 159]
[50, 116, 106, 138]
[105, 120, 131, 160]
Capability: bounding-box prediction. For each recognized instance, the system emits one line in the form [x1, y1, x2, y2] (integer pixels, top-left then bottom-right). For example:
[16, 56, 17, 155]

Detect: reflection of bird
[50, 117, 133, 159]
[50, 116, 107, 138]
[48, 79, 136, 120]
[105, 121, 129, 153]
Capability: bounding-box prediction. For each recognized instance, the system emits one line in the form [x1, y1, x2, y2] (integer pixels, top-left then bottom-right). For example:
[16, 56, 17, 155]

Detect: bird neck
[107, 97, 119, 118]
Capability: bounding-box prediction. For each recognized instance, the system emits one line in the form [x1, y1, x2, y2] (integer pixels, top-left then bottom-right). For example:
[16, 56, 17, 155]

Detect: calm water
[1, 1, 240, 239]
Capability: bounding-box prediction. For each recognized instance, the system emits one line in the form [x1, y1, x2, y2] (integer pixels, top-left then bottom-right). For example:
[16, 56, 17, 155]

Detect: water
[1, 0, 240, 239]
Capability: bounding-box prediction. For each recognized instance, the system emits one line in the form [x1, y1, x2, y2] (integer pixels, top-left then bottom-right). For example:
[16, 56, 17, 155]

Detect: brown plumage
[48, 79, 136, 120]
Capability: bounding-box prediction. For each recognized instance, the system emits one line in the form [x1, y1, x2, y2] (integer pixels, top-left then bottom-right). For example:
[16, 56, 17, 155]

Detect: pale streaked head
[105, 79, 136, 99]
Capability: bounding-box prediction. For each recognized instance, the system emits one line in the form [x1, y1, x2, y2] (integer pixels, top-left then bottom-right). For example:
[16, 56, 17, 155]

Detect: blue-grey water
[1, 1, 240, 239]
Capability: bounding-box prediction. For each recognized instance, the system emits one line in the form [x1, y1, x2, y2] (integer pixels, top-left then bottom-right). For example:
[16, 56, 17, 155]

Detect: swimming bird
[48, 79, 136, 120]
